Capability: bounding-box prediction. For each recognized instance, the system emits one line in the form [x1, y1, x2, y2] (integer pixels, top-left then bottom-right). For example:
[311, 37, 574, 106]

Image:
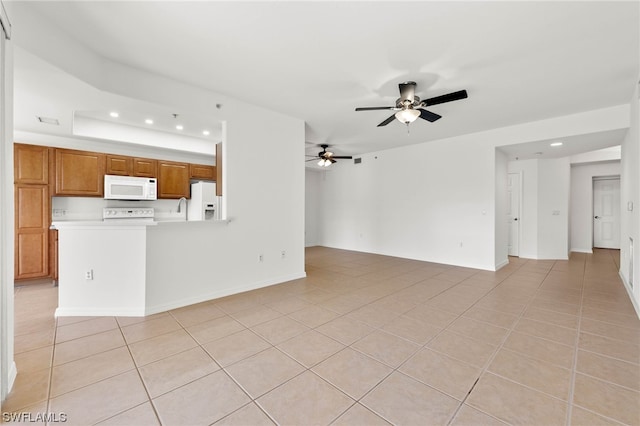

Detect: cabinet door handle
[594, 216, 601, 219]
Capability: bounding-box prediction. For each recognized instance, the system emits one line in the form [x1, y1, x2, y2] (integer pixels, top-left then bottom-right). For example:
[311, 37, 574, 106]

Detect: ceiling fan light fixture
[395, 108, 420, 124]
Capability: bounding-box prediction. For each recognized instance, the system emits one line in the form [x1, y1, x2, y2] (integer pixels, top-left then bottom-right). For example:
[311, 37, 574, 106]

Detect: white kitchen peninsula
[51, 218, 296, 317]
[53, 221, 150, 316]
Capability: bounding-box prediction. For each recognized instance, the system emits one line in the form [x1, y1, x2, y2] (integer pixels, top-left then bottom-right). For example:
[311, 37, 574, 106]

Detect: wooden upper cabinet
[55, 149, 106, 196]
[189, 164, 216, 180]
[106, 155, 133, 176]
[133, 158, 158, 178]
[158, 161, 190, 199]
[14, 144, 49, 184]
[106, 155, 158, 178]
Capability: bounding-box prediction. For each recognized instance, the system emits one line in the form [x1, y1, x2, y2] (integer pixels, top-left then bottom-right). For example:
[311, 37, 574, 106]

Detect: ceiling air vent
[354, 158, 362, 164]
[36, 116, 59, 125]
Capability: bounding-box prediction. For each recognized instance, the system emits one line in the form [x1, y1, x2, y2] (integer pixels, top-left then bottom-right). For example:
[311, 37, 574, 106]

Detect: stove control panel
[103, 207, 155, 220]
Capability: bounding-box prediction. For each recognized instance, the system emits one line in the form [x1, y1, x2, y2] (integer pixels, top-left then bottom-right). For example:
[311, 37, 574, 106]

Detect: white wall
[494, 149, 509, 268]
[571, 146, 621, 164]
[537, 157, 571, 259]
[315, 105, 629, 271]
[318, 136, 498, 270]
[0, 4, 15, 404]
[620, 79, 640, 316]
[570, 161, 621, 253]
[305, 169, 322, 247]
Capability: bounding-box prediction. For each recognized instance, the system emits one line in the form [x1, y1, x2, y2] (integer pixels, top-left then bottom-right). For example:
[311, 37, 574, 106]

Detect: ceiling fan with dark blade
[355, 81, 468, 127]
[306, 144, 352, 167]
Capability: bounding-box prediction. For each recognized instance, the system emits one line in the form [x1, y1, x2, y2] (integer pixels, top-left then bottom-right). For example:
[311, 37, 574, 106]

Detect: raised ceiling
[6, 1, 639, 160]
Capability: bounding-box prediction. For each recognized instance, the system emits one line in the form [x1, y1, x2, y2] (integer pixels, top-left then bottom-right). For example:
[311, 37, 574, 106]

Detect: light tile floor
[3, 247, 640, 425]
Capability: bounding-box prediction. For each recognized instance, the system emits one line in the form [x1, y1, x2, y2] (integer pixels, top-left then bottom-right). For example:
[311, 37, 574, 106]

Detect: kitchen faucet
[177, 197, 188, 219]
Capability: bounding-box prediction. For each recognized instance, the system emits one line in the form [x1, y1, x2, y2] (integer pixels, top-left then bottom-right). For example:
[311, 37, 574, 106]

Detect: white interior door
[507, 173, 520, 256]
[593, 177, 620, 249]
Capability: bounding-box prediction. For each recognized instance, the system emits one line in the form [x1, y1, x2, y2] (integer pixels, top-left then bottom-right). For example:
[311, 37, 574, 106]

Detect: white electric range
[102, 207, 155, 222]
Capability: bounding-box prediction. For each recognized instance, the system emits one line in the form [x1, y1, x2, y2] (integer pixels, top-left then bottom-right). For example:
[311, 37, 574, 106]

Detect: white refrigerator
[187, 181, 220, 221]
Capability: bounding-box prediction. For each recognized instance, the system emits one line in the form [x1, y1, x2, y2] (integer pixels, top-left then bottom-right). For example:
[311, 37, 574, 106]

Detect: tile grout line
[235, 267, 465, 424]
[445, 257, 574, 424]
[443, 258, 544, 425]
[395, 265, 523, 421]
[114, 317, 163, 426]
[566, 252, 587, 426]
[44, 312, 57, 426]
[122, 309, 261, 423]
[350, 260, 529, 425]
[173, 309, 282, 425]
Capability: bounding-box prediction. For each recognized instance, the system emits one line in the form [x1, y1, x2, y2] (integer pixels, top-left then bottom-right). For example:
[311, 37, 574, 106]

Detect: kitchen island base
[53, 220, 306, 317]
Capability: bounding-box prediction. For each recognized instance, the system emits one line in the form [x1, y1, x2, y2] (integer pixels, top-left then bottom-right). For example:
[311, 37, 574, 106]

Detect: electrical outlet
[281, 251, 286, 259]
[259, 254, 263, 262]
[85, 269, 93, 280]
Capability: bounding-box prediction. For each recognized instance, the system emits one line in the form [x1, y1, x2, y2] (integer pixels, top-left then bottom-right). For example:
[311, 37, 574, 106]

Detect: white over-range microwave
[104, 175, 157, 200]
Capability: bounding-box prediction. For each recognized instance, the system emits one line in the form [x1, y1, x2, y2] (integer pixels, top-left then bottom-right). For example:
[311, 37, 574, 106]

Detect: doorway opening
[592, 176, 620, 249]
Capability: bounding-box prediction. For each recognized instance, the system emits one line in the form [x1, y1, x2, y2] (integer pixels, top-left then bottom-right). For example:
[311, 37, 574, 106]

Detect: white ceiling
[6, 1, 639, 161]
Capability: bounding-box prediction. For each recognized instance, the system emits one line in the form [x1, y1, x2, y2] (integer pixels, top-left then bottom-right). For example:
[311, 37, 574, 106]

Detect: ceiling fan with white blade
[355, 81, 468, 127]
[306, 144, 352, 167]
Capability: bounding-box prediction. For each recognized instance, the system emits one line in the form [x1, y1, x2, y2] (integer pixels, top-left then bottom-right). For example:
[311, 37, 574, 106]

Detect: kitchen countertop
[51, 220, 158, 229]
[51, 219, 229, 228]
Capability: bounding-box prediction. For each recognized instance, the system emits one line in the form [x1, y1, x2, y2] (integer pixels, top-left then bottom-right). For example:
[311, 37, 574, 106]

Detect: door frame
[0, 5, 15, 403]
[507, 171, 522, 257]
[592, 175, 621, 250]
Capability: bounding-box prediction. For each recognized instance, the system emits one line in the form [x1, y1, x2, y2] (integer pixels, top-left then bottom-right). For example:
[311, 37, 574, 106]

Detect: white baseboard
[494, 258, 510, 271]
[55, 307, 146, 317]
[571, 248, 593, 254]
[55, 272, 307, 318]
[145, 271, 307, 316]
[619, 270, 640, 319]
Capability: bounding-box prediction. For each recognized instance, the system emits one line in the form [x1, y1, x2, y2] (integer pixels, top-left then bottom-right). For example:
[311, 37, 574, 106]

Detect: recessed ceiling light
[109, 112, 119, 118]
[176, 125, 184, 130]
[550, 141, 563, 147]
[202, 130, 210, 136]
[145, 119, 154, 125]
[36, 116, 59, 125]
